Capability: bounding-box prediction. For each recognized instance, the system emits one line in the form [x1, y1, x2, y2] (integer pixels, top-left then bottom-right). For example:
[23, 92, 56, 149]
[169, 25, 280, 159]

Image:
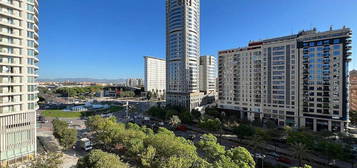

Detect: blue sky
[39, 0, 357, 79]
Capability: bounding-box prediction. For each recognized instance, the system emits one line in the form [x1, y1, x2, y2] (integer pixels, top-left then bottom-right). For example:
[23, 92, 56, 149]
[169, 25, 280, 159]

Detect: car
[276, 156, 292, 164]
[254, 153, 266, 159]
[176, 125, 188, 131]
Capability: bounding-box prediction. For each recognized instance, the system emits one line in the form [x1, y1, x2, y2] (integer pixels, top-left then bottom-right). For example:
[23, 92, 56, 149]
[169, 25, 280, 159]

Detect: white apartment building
[166, 0, 202, 110]
[126, 78, 143, 88]
[218, 28, 352, 132]
[0, 0, 39, 165]
[144, 56, 166, 97]
[199, 55, 216, 94]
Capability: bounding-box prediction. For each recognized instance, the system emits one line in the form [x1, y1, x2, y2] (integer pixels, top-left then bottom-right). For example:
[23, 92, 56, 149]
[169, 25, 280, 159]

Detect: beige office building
[144, 56, 166, 97]
[218, 28, 352, 132]
[199, 55, 216, 94]
[350, 70, 357, 112]
[0, 0, 39, 165]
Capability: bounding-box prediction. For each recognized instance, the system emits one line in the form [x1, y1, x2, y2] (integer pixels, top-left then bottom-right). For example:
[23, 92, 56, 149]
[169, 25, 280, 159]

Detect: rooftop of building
[218, 26, 351, 55]
[144, 56, 166, 61]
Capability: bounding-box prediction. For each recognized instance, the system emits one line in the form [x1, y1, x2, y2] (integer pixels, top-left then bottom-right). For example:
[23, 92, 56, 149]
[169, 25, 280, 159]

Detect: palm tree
[292, 142, 309, 166]
[169, 115, 181, 128]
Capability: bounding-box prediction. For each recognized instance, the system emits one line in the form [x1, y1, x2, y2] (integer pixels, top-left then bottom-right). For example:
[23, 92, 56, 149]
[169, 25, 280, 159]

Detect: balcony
[323, 70, 330, 75]
[346, 39, 352, 44]
[323, 53, 330, 58]
[323, 59, 330, 64]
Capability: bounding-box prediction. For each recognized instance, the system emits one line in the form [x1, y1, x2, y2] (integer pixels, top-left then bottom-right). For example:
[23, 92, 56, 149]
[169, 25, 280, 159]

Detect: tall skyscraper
[144, 56, 166, 97]
[199, 55, 216, 94]
[218, 27, 352, 132]
[0, 0, 39, 165]
[166, 0, 202, 110]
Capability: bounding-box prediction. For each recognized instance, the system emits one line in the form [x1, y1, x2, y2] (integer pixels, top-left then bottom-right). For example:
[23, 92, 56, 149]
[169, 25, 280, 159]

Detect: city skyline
[39, 0, 357, 79]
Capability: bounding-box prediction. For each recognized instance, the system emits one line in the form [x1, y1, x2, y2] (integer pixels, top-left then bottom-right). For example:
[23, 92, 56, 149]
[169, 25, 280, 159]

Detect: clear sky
[39, 0, 357, 79]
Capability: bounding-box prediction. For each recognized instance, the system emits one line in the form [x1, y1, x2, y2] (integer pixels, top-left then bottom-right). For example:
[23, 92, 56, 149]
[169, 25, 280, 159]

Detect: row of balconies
[0, 0, 21, 10]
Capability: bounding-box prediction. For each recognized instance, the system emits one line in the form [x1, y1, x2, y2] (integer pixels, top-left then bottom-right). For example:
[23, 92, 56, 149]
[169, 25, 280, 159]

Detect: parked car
[176, 125, 188, 131]
[254, 153, 266, 159]
[276, 156, 292, 164]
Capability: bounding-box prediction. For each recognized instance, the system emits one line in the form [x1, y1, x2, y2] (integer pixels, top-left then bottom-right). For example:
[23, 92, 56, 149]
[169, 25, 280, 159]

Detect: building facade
[350, 70, 357, 112]
[199, 55, 216, 94]
[218, 28, 352, 132]
[0, 0, 39, 165]
[166, 0, 202, 110]
[144, 56, 166, 97]
[126, 78, 143, 88]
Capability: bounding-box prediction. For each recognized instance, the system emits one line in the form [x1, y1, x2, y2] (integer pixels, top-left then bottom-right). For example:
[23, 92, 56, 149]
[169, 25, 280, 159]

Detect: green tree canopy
[28, 152, 63, 168]
[77, 149, 128, 168]
[196, 134, 226, 162]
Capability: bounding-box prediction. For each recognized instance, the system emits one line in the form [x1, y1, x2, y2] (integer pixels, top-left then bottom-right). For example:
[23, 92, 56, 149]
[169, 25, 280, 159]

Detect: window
[27, 22, 34, 30]
[27, 40, 34, 47]
[333, 45, 341, 50]
[27, 4, 34, 12]
[333, 39, 340, 44]
[27, 13, 34, 21]
[27, 31, 34, 38]
[333, 51, 341, 56]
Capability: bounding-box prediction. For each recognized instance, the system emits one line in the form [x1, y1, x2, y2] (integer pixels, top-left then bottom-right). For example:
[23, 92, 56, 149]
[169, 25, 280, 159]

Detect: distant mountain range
[38, 78, 127, 83]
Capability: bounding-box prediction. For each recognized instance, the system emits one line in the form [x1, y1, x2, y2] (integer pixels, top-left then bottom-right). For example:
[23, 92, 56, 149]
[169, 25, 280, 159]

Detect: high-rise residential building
[350, 70, 357, 111]
[126, 78, 143, 88]
[166, 0, 202, 110]
[0, 0, 39, 165]
[144, 56, 166, 97]
[218, 27, 352, 132]
[199, 55, 216, 94]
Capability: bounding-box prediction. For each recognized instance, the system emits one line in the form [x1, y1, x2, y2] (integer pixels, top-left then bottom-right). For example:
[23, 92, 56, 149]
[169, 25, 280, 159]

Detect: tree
[249, 135, 263, 155]
[233, 124, 255, 140]
[140, 145, 156, 168]
[59, 128, 77, 149]
[144, 129, 199, 167]
[265, 120, 278, 129]
[226, 147, 255, 168]
[178, 109, 192, 123]
[191, 109, 202, 120]
[292, 142, 309, 166]
[198, 118, 221, 132]
[196, 134, 226, 162]
[52, 119, 77, 149]
[28, 152, 63, 168]
[169, 115, 181, 128]
[147, 91, 152, 100]
[77, 149, 128, 168]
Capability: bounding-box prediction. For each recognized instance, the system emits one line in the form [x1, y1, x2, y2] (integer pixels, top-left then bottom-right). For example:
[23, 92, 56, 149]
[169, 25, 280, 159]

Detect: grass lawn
[42, 106, 124, 118]
[42, 110, 83, 118]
